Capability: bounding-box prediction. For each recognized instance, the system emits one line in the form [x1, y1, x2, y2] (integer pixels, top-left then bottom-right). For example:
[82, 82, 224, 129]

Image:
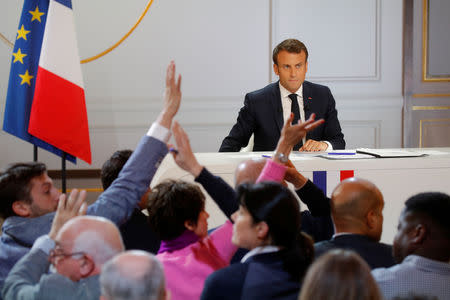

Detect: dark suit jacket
[219, 81, 345, 152]
[314, 234, 396, 269]
[201, 251, 300, 300]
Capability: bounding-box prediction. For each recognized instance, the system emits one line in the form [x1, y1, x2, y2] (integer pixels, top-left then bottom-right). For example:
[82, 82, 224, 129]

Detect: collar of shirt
[332, 232, 355, 238]
[241, 245, 281, 263]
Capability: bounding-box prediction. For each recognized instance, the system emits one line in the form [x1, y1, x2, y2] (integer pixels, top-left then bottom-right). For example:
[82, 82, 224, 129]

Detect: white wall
[0, 0, 402, 170]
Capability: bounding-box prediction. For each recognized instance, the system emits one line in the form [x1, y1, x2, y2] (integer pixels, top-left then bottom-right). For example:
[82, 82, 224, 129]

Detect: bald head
[57, 216, 124, 266]
[331, 178, 384, 240]
[100, 250, 166, 300]
[234, 158, 267, 186]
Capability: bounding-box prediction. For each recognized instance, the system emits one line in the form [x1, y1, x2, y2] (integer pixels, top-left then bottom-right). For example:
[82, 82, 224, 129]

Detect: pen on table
[327, 152, 356, 155]
[262, 155, 271, 158]
[169, 147, 178, 154]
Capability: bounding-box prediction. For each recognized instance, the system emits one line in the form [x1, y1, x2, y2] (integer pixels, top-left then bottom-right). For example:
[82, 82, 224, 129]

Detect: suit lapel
[270, 82, 284, 132]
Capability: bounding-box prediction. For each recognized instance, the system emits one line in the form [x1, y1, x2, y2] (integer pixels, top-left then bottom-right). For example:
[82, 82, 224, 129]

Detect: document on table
[355, 148, 428, 158]
[318, 151, 375, 160]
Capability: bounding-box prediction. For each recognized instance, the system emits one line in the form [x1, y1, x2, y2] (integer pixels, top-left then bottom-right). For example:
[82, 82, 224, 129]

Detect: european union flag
[3, 0, 75, 163]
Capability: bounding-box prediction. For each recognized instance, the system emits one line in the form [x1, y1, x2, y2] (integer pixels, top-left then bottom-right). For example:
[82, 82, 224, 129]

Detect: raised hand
[275, 113, 325, 157]
[170, 121, 203, 177]
[49, 189, 87, 240]
[157, 61, 182, 129]
[284, 159, 307, 189]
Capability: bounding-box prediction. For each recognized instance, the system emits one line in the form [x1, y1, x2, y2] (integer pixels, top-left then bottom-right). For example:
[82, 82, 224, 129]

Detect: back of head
[147, 179, 205, 240]
[273, 39, 309, 65]
[100, 250, 165, 300]
[101, 150, 133, 190]
[59, 216, 125, 266]
[394, 192, 450, 262]
[0, 162, 46, 219]
[299, 249, 382, 300]
[331, 178, 384, 240]
[237, 181, 313, 280]
[234, 158, 266, 186]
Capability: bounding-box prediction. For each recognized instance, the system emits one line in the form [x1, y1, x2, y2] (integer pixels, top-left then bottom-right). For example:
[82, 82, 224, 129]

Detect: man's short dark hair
[273, 39, 309, 65]
[147, 179, 205, 240]
[0, 162, 47, 219]
[101, 150, 133, 190]
[404, 192, 450, 237]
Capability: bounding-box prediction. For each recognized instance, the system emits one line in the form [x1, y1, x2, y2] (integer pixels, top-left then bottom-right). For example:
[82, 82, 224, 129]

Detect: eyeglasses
[48, 247, 86, 265]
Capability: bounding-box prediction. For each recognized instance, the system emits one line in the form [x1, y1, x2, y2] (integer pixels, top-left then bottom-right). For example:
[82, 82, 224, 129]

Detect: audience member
[100, 250, 167, 300]
[3, 188, 124, 300]
[298, 249, 382, 300]
[372, 192, 450, 300]
[101, 149, 160, 253]
[314, 178, 395, 268]
[0, 61, 181, 295]
[146, 177, 237, 300]
[201, 181, 314, 300]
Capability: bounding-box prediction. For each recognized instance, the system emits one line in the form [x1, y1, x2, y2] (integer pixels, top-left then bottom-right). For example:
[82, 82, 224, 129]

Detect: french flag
[312, 170, 354, 196]
[28, 0, 91, 164]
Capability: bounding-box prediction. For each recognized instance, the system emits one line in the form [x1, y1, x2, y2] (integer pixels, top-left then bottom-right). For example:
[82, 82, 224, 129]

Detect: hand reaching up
[275, 113, 325, 158]
[49, 189, 87, 240]
[170, 121, 203, 177]
[157, 61, 182, 129]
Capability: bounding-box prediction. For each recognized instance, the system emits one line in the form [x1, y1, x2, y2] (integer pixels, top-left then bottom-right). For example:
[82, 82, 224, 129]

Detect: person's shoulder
[247, 82, 279, 98]
[205, 262, 248, 288]
[304, 80, 331, 91]
[314, 239, 334, 255]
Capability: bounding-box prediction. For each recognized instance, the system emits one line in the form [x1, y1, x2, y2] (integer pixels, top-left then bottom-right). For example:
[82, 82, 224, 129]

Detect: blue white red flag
[3, 0, 77, 162]
[312, 170, 355, 196]
[28, 0, 91, 164]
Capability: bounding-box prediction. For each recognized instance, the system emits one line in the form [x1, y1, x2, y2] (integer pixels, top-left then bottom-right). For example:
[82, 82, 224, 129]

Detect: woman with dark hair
[200, 181, 314, 300]
[298, 249, 382, 300]
[147, 179, 237, 300]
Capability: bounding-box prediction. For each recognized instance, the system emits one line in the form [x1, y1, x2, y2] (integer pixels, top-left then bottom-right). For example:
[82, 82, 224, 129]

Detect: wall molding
[271, 0, 381, 81]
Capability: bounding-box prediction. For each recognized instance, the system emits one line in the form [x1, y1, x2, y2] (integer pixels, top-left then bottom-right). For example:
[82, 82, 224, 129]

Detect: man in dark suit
[314, 178, 396, 269]
[220, 39, 345, 152]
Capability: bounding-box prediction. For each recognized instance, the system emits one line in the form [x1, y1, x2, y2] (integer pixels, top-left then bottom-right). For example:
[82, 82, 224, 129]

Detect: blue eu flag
[3, 0, 75, 162]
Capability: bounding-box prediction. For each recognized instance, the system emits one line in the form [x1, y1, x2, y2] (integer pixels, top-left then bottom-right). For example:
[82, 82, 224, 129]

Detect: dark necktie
[289, 93, 302, 150]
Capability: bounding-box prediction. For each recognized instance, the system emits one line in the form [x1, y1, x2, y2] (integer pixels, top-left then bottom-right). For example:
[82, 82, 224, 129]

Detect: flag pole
[33, 145, 38, 162]
[61, 152, 67, 194]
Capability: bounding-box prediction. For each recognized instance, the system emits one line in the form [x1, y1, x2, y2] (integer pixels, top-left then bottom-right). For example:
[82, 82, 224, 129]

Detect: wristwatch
[273, 152, 288, 163]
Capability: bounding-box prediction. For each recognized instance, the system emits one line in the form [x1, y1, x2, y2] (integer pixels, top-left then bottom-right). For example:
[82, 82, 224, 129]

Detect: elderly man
[372, 192, 450, 300]
[3, 186, 124, 299]
[0, 61, 181, 295]
[100, 250, 167, 300]
[314, 178, 395, 269]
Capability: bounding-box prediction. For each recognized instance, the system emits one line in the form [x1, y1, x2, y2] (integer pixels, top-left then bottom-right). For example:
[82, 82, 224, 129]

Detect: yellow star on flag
[19, 70, 34, 86]
[17, 25, 30, 41]
[29, 6, 45, 22]
[12, 48, 27, 64]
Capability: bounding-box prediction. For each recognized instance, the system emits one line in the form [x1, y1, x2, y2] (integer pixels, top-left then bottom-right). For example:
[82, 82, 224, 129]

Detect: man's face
[393, 210, 415, 263]
[28, 173, 61, 217]
[273, 50, 308, 93]
[51, 237, 84, 282]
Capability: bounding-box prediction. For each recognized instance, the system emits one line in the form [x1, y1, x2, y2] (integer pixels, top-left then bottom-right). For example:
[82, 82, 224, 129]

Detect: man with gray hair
[3, 192, 125, 299]
[100, 250, 167, 300]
